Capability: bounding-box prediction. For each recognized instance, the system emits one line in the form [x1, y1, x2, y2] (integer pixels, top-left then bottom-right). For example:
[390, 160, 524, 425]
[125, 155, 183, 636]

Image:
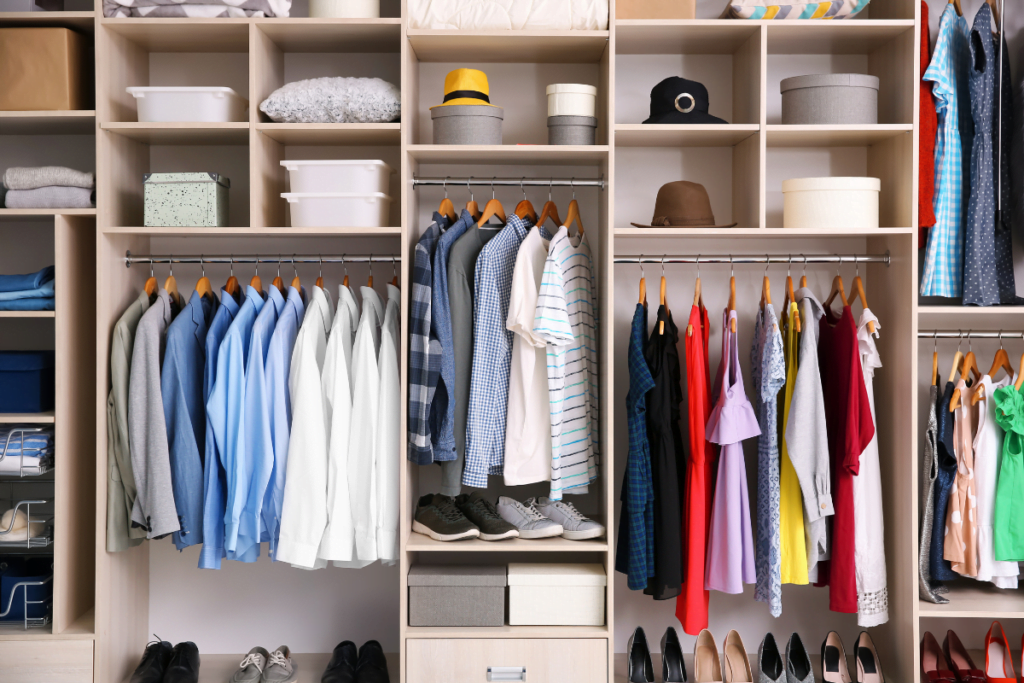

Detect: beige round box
[782, 176, 881, 230]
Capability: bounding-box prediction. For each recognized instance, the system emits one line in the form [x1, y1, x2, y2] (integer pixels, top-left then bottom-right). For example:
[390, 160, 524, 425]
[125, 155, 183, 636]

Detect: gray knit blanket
[4, 166, 94, 191]
[104, 0, 289, 17]
[5, 187, 95, 209]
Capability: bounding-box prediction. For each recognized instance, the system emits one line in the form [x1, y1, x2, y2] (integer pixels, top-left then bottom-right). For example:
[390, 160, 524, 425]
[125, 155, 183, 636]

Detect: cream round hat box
[782, 177, 881, 230]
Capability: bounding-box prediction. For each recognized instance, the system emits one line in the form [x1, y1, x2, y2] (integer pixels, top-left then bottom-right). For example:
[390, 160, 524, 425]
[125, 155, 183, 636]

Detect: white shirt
[504, 228, 553, 486]
[276, 286, 333, 569]
[349, 286, 384, 562]
[375, 284, 401, 564]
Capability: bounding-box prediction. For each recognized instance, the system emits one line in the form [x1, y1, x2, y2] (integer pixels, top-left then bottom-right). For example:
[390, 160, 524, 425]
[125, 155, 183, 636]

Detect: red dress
[919, 0, 938, 246]
[814, 305, 874, 614]
[675, 303, 716, 634]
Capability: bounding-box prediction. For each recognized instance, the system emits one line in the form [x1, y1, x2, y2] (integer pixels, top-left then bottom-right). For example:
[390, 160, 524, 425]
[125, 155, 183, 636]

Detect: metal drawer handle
[488, 666, 526, 681]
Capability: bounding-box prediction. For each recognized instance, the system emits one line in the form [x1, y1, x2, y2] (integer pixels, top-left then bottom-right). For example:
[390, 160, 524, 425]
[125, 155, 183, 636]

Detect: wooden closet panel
[406, 638, 607, 683]
[0, 640, 93, 683]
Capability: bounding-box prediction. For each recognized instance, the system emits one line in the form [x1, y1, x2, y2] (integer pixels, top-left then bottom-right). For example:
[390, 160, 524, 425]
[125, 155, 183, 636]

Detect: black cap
[642, 77, 728, 125]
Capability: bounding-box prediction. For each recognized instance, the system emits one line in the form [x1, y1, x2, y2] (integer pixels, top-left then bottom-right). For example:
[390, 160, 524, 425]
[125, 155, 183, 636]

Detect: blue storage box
[0, 352, 55, 413]
[0, 558, 51, 622]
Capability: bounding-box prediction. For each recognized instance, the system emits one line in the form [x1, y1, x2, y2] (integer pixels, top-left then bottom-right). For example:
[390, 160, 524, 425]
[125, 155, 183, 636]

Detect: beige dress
[944, 379, 979, 577]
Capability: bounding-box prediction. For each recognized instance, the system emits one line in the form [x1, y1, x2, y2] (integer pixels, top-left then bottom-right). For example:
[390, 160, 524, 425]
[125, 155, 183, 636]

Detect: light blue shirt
[206, 286, 265, 564]
[199, 287, 240, 570]
[161, 290, 215, 550]
[262, 286, 305, 559]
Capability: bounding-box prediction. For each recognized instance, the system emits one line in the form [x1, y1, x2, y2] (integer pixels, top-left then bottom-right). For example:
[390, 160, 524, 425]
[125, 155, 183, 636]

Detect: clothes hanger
[637, 256, 647, 306]
[659, 256, 667, 335]
[932, 333, 939, 387]
[563, 178, 583, 235]
[143, 260, 158, 301]
[465, 177, 480, 222]
[249, 258, 263, 295]
[476, 178, 506, 227]
[728, 256, 736, 333]
[367, 255, 373, 288]
[799, 253, 808, 290]
[315, 255, 324, 289]
[537, 178, 562, 230]
[272, 255, 285, 294]
[224, 255, 239, 298]
[960, 334, 982, 384]
[759, 255, 771, 312]
[391, 256, 398, 287]
[851, 257, 874, 334]
[824, 256, 849, 310]
[783, 255, 800, 334]
[438, 176, 457, 223]
[1016, 351, 1024, 391]
[687, 256, 702, 337]
[986, 331, 1015, 381]
[341, 255, 349, 288]
[195, 255, 215, 302]
[949, 332, 970, 412]
[986, 0, 998, 25]
[290, 256, 301, 290]
[164, 257, 180, 302]
[514, 177, 537, 222]
[949, 0, 962, 17]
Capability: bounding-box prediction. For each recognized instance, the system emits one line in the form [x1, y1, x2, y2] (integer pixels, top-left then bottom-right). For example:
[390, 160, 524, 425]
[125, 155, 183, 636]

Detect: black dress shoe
[129, 639, 173, 683]
[356, 640, 390, 683]
[163, 642, 200, 683]
[627, 627, 655, 683]
[322, 641, 358, 683]
[662, 627, 688, 682]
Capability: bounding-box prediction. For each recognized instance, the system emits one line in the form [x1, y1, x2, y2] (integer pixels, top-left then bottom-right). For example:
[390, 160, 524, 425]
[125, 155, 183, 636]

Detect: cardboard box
[0, 28, 85, 111]
[616, 0, 694, 20]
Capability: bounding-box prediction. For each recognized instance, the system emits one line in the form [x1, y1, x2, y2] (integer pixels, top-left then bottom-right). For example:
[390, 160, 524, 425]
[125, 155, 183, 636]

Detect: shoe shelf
[406, 534, 609, 552]
[170, 652, 400, 683]
[918, 584, 1024, 619]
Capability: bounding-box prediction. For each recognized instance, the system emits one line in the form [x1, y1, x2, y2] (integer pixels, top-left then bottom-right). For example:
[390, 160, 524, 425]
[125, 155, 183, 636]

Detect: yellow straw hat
[430, 68, 498, 109]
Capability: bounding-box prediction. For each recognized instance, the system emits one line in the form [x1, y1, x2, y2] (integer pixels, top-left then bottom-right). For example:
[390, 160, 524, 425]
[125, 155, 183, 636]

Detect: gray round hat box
[780, 73, 880, 125]
[548, 115, 598, 145]
[431, 104, 504, 145]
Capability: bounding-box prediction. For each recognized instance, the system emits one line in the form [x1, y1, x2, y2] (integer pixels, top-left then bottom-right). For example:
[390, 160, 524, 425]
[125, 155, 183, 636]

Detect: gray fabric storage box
[780, 73, 879, 125]
[431, 105, 503, 145]
[408, 565, 506, 627]
[144, 172, 230, 227]
[548, 115, 597, 145]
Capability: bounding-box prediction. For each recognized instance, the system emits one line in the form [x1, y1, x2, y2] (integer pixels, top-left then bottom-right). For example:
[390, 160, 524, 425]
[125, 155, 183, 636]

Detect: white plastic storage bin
[127, 87, 248, 123]
[507, 563, 606, 626]
[280, 160, 394, 195]
[283, 192, 392, 228]
[546, 83, 598, 117]
[782, 177, 880, 230]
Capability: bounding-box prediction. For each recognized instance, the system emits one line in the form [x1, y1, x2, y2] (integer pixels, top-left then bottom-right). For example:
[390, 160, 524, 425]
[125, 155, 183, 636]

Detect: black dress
[644, 305, 685, 600]
[930, 381, 959, 582]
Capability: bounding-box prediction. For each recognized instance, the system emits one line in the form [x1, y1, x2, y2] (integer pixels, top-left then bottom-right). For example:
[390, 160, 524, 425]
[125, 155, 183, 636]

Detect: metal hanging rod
[412, 175, 605, 190]
[919, 330, 1024, 340]
[124, 252, 400, 268]
[613, 252, 890, 266]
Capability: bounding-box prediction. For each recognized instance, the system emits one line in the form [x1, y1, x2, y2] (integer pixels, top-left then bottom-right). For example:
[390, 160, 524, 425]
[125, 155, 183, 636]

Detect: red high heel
[986, 621, 1017, 683]
[921, 632, 955, 683]
[943, 630, 986, 683]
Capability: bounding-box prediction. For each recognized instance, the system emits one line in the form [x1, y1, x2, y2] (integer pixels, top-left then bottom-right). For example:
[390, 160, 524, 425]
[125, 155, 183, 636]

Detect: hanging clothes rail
[123, 252, 400, 267]
[918, 330, 1024, 340]
[411, 175, 606, 190]
[612, 252, 890, 266]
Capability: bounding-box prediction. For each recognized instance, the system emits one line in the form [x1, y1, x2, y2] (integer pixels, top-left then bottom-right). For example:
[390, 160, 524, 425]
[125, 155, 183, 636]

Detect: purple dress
[705, 309, 760, 593]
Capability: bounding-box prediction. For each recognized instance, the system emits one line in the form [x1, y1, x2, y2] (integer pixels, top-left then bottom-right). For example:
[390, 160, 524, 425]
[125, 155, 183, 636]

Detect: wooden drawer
[406, 638, 607, 683]
[0, 639, 93, 683]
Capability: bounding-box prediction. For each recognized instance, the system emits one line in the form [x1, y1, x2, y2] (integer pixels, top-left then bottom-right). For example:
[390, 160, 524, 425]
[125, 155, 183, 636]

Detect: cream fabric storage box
[782, 177, 880, 230]
[546, 83, 597, 117]
[408, 565, 506, 627]
[507, 563, 606, 626]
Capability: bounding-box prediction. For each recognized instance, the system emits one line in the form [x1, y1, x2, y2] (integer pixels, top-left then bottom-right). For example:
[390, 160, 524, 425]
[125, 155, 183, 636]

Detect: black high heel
[628, 627, 655, 683]
[662, 627, 688, 682]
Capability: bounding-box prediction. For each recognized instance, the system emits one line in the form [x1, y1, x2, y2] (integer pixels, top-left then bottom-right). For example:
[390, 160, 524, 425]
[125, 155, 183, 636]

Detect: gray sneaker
[532, 497, 605, 540]
[263, 646, 297, 683]
[496, 496, 563, 539]
[229, 647, 269, 683]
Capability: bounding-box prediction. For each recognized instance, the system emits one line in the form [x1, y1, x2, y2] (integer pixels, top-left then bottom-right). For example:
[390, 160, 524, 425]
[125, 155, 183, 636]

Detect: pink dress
[705, 309, 761, 593]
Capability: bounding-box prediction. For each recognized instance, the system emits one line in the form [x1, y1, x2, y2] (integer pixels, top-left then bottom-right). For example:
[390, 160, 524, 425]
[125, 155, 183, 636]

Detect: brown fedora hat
[631, 180, 737, 229]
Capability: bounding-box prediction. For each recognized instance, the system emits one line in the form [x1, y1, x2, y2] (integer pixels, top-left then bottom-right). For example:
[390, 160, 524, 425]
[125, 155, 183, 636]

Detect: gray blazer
[106, 289, 150, 552]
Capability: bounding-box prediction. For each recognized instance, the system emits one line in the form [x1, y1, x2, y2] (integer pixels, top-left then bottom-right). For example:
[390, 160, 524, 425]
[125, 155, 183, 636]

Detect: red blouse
[919, 0, 938, 247]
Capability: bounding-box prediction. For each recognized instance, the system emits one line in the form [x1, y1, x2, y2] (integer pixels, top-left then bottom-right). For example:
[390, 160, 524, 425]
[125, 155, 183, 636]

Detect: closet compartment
[508, 562, 606, 626]
[0, 132, 96, 215]
[406, 637, 608, 683]
[0, 352, 55, 414]
[408, 565, 506, 627]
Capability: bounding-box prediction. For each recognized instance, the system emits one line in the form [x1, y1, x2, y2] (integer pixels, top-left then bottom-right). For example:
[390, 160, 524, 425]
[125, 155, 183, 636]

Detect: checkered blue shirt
[429, 210, 472, 462]
[921, 5, 971, 297]
[462, 215, 538, 488]
[622, 303, 655, 590]
[407, 213, 448, 465]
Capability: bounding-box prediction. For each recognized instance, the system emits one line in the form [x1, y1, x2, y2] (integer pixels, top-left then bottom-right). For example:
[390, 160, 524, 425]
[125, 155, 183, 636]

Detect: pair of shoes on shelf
[129, 638, 200, 683]
[412, 492, 518, 542]
[822, 631, 884, 683]
[694, 629, 751, 683]
[322, 640, 390, 683]
[229, 646, 296, 683]
[923, 622, 1019, 683]
[498, 496, 606, 540]
[757, 633, 813, 683]
[627, 626, 687, 683]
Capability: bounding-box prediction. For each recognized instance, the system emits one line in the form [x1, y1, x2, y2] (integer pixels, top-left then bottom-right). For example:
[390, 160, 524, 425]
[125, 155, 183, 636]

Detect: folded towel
[103, 0, 288, 17]
[3, 167, 95, 191]
[5, 186, 94, 209]
[0, 279, 53, 303]
[0, 426, 54, 456]
[0, 508, 46, 542]
[0, 267, 53, 295]
[0, 298, 55, 311]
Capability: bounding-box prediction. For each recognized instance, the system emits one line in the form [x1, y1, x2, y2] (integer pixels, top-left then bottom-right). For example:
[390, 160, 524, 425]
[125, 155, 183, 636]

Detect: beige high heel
[723, 630, 753, 683]
[695, 630, 723, 683]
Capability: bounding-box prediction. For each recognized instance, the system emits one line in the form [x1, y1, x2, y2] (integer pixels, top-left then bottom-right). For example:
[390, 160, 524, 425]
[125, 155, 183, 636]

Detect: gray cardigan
[786, 287, 835, 580]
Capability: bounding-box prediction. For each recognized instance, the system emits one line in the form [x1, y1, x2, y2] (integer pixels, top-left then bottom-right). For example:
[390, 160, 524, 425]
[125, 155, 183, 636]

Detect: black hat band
[443, 89, 490, 103]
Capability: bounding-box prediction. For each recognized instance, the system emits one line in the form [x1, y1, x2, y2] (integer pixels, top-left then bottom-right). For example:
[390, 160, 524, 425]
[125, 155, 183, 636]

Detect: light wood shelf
[405, 624, 609, 639]
[0, 111, 95, 135]
[0, 209, 96, 221]
[918, 583, 1024, 618]
[407, 29, 610, 63]
[614, 124, 759, 147]
[256, 18, 401, 52]
[766, 124, 915, 147]
[257, 123, 401, 145]
[100, 18, 250, 51]
[407, 534, 608, 552]
[0, 412, 55, 424]
[103, 226, 402, 236]
[615, 20, 760, 54]
[0, 11, 95, 32]
[614, 227, 913, 238]
[101, 122, 249, 145]
[766, 19, 915, 54]
[0, 311, 55, 318]
[408, 144, 608, 165]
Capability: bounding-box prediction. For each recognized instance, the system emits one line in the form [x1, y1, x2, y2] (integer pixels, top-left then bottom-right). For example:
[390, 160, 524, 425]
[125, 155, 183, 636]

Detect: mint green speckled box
[144, 172, 230, 227]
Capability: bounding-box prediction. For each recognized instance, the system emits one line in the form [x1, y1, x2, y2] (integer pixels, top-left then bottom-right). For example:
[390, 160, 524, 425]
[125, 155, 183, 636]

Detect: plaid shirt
[921, 5, 971, 297]
[429, 210, 472, 462]
[407, 213, 448, 465]
[462, 215, 536, 487]
[621, 303, 655, 590]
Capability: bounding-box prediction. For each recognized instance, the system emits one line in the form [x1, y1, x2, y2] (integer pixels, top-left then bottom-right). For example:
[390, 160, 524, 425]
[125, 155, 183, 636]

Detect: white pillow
[260, 77, 401, 124]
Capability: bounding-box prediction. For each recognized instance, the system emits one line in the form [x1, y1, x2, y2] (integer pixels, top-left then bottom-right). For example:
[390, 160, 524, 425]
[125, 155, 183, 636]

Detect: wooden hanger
[932, 352, 939, 387]
[851, 271, 874, 335]
[367, 256, 373, 288]
[799, 254, 808, 290]
[465, 177, 480, 222]
[949, 0, 962, 17]
[514, 179, 537, 222]
[784, 271, 801, 334]
[824, 258, 848, 310]
[1016, 352, 1024, 391]
[759, 258, 771, 312]
[290, 257, 301, 290]
[687, 258, 702, 338]
[638, 258, 647, 306]
[477, 180, 506, 227]
[438, 177, 457, 223]
[987, 0, 1000, 27]
[271, 257, 285, 294]
[987, 333, 1015, 381]
[961, 348, 982, 383]
[315, 256, 324, 289]
[195, 256, 215, 302]
[143, 262, 158, 300]
[564, 179, 583, 235]
[948, 348, 965, 411]
[391, 256, 399, 287]
[163, 260, 180, 303]
[224, 256, 240, 299]
[537, 181, 562, 230]
[658, 258, 667, 335]
[728, 258, 736, 333]
[250, 260, 263, 295]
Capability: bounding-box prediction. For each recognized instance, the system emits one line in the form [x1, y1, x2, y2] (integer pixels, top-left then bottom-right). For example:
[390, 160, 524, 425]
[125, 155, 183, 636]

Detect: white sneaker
[532, 497, 605, 540]
[496, 496, 563, 539]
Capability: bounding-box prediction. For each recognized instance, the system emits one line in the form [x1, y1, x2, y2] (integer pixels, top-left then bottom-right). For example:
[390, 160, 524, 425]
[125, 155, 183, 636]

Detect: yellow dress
[779, 301, 809, 584]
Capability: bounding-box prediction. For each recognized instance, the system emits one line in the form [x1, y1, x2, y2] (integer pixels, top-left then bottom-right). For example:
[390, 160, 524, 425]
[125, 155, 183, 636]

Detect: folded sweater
[0, 298, 55, 311]
[3, 166, 95, 191]
[0, 266, 53, 294]
[5, 186, 94, 209]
